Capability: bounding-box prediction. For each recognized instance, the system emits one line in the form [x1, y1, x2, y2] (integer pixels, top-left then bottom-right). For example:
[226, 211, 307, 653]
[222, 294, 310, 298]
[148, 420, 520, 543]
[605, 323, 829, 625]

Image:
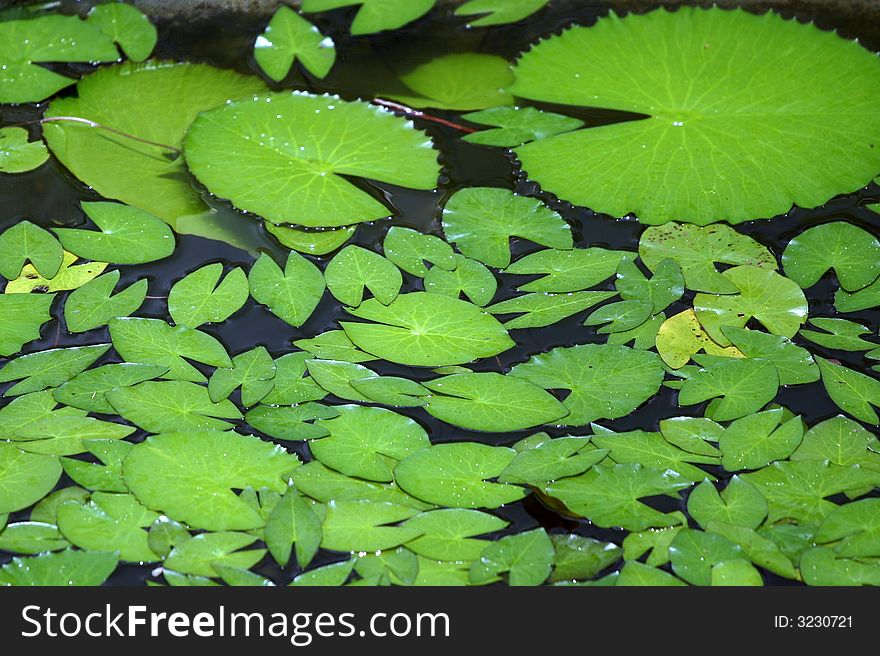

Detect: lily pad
[0, 344, 109, 397]
[184, 92, 439, 227]
[462, 106, 583, 147]
[64, 271, 148, 333]
[122, 431, 300, 531]
[394, 442, 526, 509]
[456, 0, 549, 27]
[4, 251, 107, 294]
[442, 187, 572, 268]
[402, 509, 507, 561]
[678, 357, 779, 422]
[301, 0, 435, 36]
[718, 409, 804, 471]
[469, 528, 554, 586]
[782, 221, 880, 292]
[509, 8, 880, 224]
[324, 245, 402, 307]
[0, 549, 118, 586]
[249, 252, 325, 328]
[320, 500, 421, 552]
[487, 291, 615, 329]
[107, 381, 242, 433]
[53, 202, 175, 265]
[510, 344, 665, 426]
[53, 363, 168, 414]
[423, 255, 497, 307]
[0, 128, 50, 174]
[505, 247, 632, 293]
[254, 6, 335, 81]
[0, 445, 62, 514]
[687, 477, 768, 530]
[87, 2, 157, 62]
[816, 357, 880, 425]
[168, 263, 249, 328]
[341, 292, 514, 366]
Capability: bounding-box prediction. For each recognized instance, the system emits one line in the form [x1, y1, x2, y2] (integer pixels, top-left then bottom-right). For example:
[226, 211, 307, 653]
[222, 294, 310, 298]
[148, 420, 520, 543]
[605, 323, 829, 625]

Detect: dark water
[1, 1, 879, 586]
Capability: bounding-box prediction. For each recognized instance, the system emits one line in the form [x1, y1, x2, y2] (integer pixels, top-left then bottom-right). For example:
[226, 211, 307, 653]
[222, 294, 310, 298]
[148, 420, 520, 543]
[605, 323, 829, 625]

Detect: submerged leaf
[462, 106, 583, 147]
[390, 53, 514, 110]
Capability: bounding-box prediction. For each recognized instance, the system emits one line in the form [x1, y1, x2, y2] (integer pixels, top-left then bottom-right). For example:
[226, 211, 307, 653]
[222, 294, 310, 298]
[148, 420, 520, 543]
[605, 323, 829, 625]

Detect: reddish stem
[372, 98, 477, 133]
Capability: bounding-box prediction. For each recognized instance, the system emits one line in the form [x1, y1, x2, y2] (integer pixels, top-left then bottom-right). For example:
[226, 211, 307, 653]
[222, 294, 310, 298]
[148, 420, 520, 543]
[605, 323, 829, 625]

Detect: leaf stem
[371, 98, 477, 133]
[22, 117, 182, 156]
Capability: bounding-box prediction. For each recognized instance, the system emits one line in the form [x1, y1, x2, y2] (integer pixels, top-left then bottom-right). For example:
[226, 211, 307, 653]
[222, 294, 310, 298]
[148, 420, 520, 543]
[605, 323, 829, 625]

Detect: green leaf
[607, 312, 665, 349]
[550, 534, 622, 583]
[469, 528, 554, 586]
[616, 561, 686, 586]
[7, 412, 134, 457]
[301, 0, 435, 36]
[799, 547, 880, 586]
[510, 344, 665, 426]
[0, 344, 109, 396]
[402, 508, 507, 561]
[264, 488, 323, 567]
[791, 415, 875, 466]
[542, 463, 690, 531]
[265, 222, 356, 255]
[718, 409, 804, 471]
[168, 263, 249, 328]
[325, 245, 402, 307]
[0, 127, 50, 174]
[800, 318, 878, 352]
[706, 520, 797, 580]
[509, 8, 880, 225]
[122, 431, 300, 531]
[615, 257, 683, 315]
[0, 221, 61, 284]
[455, 0, 549, 27]
[816, 356, 880, 424]
[53, 201, 174, 265]
[382, 226, 456, 277]
[487, 291, 615, 329]
[320, 500, 421, 552]
[658, 416, 723, 458]
[655, 309, 743, 369]
[815, 498, 880, 558]
[246, 403, 338, 441]
[721, 327, 818, 385]
[687, 477, 768, 530]
[310, 405, 430, 482]
[422, 372, 569, 432]
[4, 250, 107, 295]
[0, 444, 62, 514]
[835, 277, 880, 313]
[294, 330, 377, 363]
[423, 255, 497, 307]
[87, 2, 157, 62]
[394, 442, 526, 509]
[184, 92, 439, 227]
[292, 461, 432, 510]
[354, 546, 418, 585]
[441, 187, 572, 268]
[591, 427, 719, 482]
[742, 460, 880, 524]
[164, 532, 264, 577]
[678, 357, 779, 422]
[61, 440, 133, 493]
[147, 516, 191, 559]
[64, 270, 147, 333]
[109, 317, 231, 382]
[261, 352, 328, 404]
[0, 550, 118, 586]
[306, 359, 376, 402]
[44, 61, 266, 230]
[498, 436, 607, 487]
[214, 564, 273, 587]
[249, 252, 325, 327]
[584, 299, 653, 334]
[0, 522, 69, 554]
[462, 106, 583, 147]
[107, 381, 242, 433]
[254, 6, 335, 81]
[53, 363, 167, 414]
[29, 487, 90, 525]
[350, 376, 429, 407]
[669, 528, 747, 586]
[289, 559, 354, 586]
[390, 53, 513, 110]
[0, 14, 119, 103]
[208, 347, 276, 407]
[639, 223, 776, 293]
[56, 492, 159, 563]
[710, 558, 764, 586]
[341, 292, 514, 366]
[694, 266, 808, 345]
[782, 222, 880, 291]
[505, 247, 632, 293]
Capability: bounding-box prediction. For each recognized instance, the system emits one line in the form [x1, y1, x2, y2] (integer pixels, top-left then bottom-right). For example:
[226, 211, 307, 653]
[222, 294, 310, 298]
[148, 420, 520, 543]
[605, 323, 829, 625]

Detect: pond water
[1, 1, 879, 587]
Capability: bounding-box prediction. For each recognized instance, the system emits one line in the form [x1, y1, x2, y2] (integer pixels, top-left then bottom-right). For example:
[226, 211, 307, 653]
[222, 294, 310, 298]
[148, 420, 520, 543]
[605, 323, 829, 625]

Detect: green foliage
[324, 245, 402, 307]
[254, 6, 335, 81]
[462, 106, 583, 147]
[249, 252, 325, 327]
[301, 0, 435, 36]
[87, 2, 157, 62]
[456, 0, 549, 27]
[0, 127, 50, 173]
[64, 271, 148, 333]
[509, 8, 880, 225]
[168, 263, 249, 328]
[782, 222, 880, 291]
[390, 53, 514, 110]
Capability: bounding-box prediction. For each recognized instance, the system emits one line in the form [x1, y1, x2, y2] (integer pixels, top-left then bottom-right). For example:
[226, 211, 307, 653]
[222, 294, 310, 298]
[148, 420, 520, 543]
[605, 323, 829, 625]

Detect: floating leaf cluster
[1, 4, 879, 587]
